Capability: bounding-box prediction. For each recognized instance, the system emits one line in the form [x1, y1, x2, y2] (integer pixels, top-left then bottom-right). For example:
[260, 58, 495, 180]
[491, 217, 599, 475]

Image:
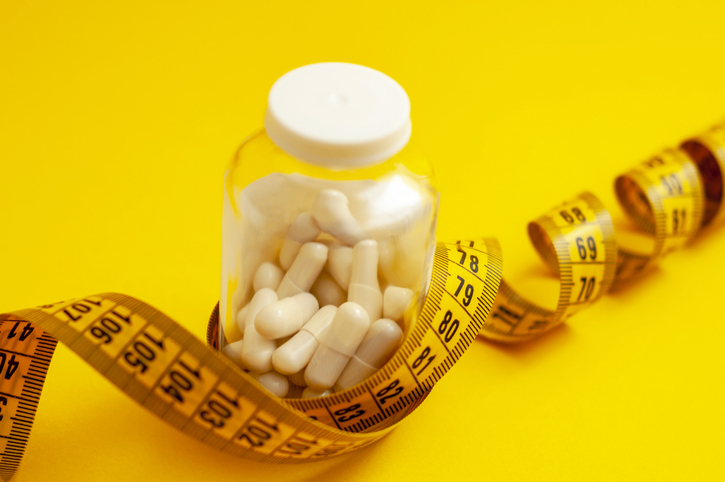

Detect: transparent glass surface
[220, 129, 439, 393]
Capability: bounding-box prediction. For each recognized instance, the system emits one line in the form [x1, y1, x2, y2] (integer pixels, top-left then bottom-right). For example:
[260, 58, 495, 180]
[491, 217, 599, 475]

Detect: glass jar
[219, 63, 439, 398]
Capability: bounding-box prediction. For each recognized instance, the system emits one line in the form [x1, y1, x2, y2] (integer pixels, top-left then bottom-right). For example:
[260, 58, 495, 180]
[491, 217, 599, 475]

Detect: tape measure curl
[614, 147, 704, 281]
[480, 192, 616, 342]
[0, 237, 502, 479]
[479, 120, 725, 345]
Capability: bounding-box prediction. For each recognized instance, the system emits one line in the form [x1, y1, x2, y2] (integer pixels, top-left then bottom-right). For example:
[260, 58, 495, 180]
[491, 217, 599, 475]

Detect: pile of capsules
[222, 188, 416, 398]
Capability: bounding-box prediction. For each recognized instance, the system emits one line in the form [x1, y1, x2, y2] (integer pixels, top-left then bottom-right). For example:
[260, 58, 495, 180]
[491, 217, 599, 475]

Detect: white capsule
[334, 318, 402, 391]
[276, 242, 328, 299]
[377, 237, 424, 289]
[311, 189, 367, 246]
[326, 243, 353, 291]
[255, 292, 319, 340]
[377, 238, 396, 286]
[272, 305, 337, 375]
[348, 240, 383, 322]
[279, 213, 321, 270]
[241, 289, 278, 372]
[305, 302, 370, 391]
[221, 339, 245, 369]
[248, 371, 289, 398]
[311, 271, 347, 307]
[288, 369, 307, 387]
[383, 286, 414, 322]
[302, 387, 332, 398]
[253, 262, 285, 292]
[355, 175, 428, 238]
[244, 288, 278, 328]
[226, 304, 248, 344]
[242, 327, 277, 373]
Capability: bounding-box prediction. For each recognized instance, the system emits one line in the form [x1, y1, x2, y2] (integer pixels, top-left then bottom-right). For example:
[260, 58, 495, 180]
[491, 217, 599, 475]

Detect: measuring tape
[479, 121, 724, 343]
[614, 147, 704, 281]
[0, 238, 503, 479]
[0, 121, 723, 480]
[480, 192, 617, 342]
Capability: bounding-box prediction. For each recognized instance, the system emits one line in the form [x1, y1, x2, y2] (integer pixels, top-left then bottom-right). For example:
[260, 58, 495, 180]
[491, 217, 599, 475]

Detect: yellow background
[2, 1, 725, 480]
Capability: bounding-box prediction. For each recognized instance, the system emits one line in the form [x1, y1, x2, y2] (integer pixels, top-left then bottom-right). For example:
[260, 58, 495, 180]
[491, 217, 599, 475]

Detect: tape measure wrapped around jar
[220, 63, 439, 400]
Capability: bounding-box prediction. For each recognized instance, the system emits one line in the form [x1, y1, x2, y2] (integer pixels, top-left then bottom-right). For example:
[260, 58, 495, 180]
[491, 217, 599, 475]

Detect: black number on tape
[123, 332, 164, 373]
[61, 298, 102, 322]
[239, 417, 279, 447]
[200, 397, 233, 428]
[438, 310, 459, 343]
[577, 277, 596, 301]
[412, 346, 436, 376]
[455, 276, 474, 306]
[560, 207, 587, 224]
[661, 173, 683, 195]
[0, 353, 19, 380]
[457, 249, 479, 274]
[492, 305, 522, 327]
[643, 157, 664, 168]
[161, 361, 202, 403]
[673, 209, 686, 234]
[458, 247, 467, 265]
[576, 236, 597, 260]
[7, 322, 34, 342]
[334, 404, 365, 423]
[376, 380, 403, 404]
[470, 255, 479, 273]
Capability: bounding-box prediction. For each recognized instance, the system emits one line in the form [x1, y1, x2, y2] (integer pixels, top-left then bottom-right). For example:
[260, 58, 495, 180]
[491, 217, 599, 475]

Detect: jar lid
[264, 62, 412, 168]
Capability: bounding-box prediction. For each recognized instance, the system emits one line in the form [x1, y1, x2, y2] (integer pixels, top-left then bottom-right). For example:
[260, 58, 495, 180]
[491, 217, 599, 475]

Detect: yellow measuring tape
[0, 120, 723, 480]
[482, 192, 616, 342]
[0, 239, 502, 477]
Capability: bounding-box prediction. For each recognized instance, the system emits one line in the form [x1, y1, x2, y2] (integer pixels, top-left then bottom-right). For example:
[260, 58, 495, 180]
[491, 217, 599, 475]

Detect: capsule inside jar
[219, 62, 439, 398]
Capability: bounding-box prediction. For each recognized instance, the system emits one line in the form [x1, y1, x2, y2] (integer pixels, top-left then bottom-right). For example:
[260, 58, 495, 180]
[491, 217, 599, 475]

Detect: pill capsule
[305, 302, 370, 391]
[326, 243, 353, 291]
[288, 369, 308, 387]
[334, 318, 402, 391]
[242, 288, 278, 372]
[225, 304, 248, 344]
[255, 292, 319, 340]
[311, 271, 347, 307]
[377, 238, 396, 286]
[225, 286, 247, 342]
[272, 305, 337, 375]
[276, 242, 328, 299]
[310, 189, 367, 246]
[356, 175, 428, 239]
[279, 213, 321, 270]
[253, 261, 285, 292]
[348, 240, 383, 322]
[221, 339, 245, 369]
[377, 237, 424, 289]
[243, 288, 278, 328]
[383, 286, 414, 322]
[242, 327, 276, 373]
[302, 387, 332, 398]
[248, 371, 289, 398]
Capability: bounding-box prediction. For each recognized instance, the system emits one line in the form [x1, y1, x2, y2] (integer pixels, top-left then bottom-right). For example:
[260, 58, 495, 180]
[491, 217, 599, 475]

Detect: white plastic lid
[264, 62, 412, 168]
